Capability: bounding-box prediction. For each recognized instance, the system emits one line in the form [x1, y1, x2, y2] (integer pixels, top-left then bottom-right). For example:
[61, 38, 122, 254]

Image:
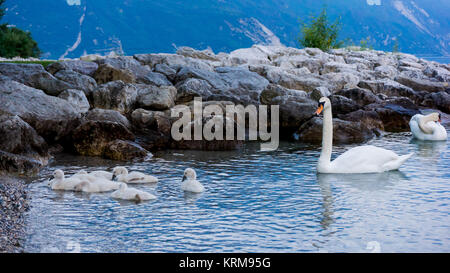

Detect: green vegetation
[0, 60, 55, 68]
[392, 39, 399, 53]
[298, 8, 344, 51]
[0, 0, 41, 58]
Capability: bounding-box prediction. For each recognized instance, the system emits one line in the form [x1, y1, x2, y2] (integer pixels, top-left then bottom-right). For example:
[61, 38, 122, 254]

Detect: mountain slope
[3, 0, 449, 60]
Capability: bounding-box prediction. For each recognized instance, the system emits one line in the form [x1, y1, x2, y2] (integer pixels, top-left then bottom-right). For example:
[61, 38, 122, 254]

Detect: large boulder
[335, 88, 382, 106]
[54, 70, 97, 95]
[0, 63, 72, 96]
[296, 117, 375, 144]
[423, 65, 450, 82]
[322, 61, 357, 74]
[365, 102, 419, 132]
[46, 60, 99, 77]
[176, 46, 220, 61]
[0, 151, 43, 176]
[169, 114, 244, 151]
[102, 140, 149, 161]
[395, 73, 447, 92]
[95, 56, 152, 81]
[138, 71, 172, 86]
[131, 108, 172, 150]
[134, 53, 213, 71]
[251, 65, 325, 92]
[153, 63, 177, 81]
[91, 81, 138, 114]
[323, 72, 360, 91]
[260, 84, 315, 133]
[131, 108, 171, 135]
[0, 114, 49, 163]
[175, 78, 214, 103]
[174, 66, 268, 105]
[421, 91, 450, 113]
[329, 95, 361, 116]
[93, 64, 136, 84]
[0, 79, 81, 143]
[57, 89, 90, 113]
[136, 84, 177, 110]
[337, 109, 384, 133]
[358, 79, 422, 104]
[85, 108, 132, 129]
[71, 120, 135, 157]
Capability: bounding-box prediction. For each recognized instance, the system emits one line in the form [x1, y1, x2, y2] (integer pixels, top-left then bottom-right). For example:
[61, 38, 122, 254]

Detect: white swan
[112, 166, 158, 184]
[50, 170, 86, 191]
[73, 179, 120, 193]
[181, 168, 205, 193]
[315, 97, 413, 173]
[409, 113, 447, 141]
[110, 183, 157, 202]
[73, 170, 113, 180]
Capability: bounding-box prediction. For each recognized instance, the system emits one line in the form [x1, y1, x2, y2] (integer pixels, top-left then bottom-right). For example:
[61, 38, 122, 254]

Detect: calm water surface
[23, 131, 450, 252]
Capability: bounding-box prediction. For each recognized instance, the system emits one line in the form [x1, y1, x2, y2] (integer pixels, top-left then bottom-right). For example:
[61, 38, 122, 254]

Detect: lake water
[23, 131, 449, 253]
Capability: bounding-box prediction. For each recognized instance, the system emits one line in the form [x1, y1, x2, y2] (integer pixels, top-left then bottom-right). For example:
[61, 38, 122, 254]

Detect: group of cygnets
[48, 167, 205, 202]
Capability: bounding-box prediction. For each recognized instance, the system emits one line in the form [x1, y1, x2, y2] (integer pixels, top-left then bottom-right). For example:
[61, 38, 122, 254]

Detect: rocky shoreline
[0, 45, 449, 252]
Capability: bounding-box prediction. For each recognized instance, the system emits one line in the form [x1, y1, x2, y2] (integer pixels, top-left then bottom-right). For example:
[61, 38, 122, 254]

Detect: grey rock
[85, 108, 131, 129]
[46, 60, 99, 77]
[103, 140, 149, 161]
[296, 117, 375, 144]
[54, 70, 97, 95]
[176, 46, 220, 61]
[93, 64, 136, 84]
[91, 81, 138, 114]
[395, 74, 447, 92]
[175, 78, 214, 103]
[138, 71, 172, 86]
[153, 63, 177, 81]
[136, 84, 177, 110]
[57, 89, 90, 113]
[260, 84, 315, 132]
[71, 120, 135, 157]
[335, 88, 382, 106]
[0, 63, 72, 96]
[96, 56, 151, 80]
[0, 114, 49, 163]
[0, 79, 81, 143]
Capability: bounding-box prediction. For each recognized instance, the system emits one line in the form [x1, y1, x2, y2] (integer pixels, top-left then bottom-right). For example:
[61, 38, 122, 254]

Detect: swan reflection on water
[317, 171, 408, 192]
[410, 138, 447, 158]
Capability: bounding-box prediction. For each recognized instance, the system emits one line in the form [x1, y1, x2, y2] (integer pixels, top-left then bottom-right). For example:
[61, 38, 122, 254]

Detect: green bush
[0, 25, 41, 58]
[298, 8, 343, 51]
[0, 0, 40, 58]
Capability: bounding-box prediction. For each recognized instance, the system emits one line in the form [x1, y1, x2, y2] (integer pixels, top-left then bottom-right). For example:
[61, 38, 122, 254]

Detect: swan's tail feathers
[383, 152, 413, 171]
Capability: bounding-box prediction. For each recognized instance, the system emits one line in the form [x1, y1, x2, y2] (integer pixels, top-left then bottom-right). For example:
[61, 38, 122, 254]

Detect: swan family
[47, 96, 446, 201]
[48, 166, 205, 202]
[314, 96, 446, 174]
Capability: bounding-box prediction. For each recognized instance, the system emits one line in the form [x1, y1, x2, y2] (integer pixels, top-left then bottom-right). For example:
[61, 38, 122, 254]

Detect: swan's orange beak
[315, 104, 324, 116]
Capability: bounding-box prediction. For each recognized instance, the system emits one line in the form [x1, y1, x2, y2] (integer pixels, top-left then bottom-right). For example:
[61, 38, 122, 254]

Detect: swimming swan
[110, 183, 157, 202]
[73, 179, 120, 193]
[409, 113, 447, 141]
[315, 97, 413, 173]
[181, 168, 205, 193]
[73, 170, 113, 180]
[112, 167, 158, 184]
[50, 170, 86, 191]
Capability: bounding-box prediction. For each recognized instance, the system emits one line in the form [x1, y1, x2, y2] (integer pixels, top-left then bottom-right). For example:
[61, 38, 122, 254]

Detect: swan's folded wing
[331, 145, 399, 173]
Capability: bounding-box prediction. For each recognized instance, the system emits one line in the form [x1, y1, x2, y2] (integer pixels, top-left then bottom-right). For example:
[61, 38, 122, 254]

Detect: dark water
[23, 131, 449, 253]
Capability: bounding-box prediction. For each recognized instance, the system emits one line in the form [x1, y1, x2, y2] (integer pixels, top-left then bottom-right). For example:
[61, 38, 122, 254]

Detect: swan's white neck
[418, 114, 435, 134]
[318, 106, 333, 169]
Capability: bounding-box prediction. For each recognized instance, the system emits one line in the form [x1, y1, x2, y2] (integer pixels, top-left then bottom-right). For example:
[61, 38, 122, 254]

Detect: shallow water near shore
[23, 131, 449, 253]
